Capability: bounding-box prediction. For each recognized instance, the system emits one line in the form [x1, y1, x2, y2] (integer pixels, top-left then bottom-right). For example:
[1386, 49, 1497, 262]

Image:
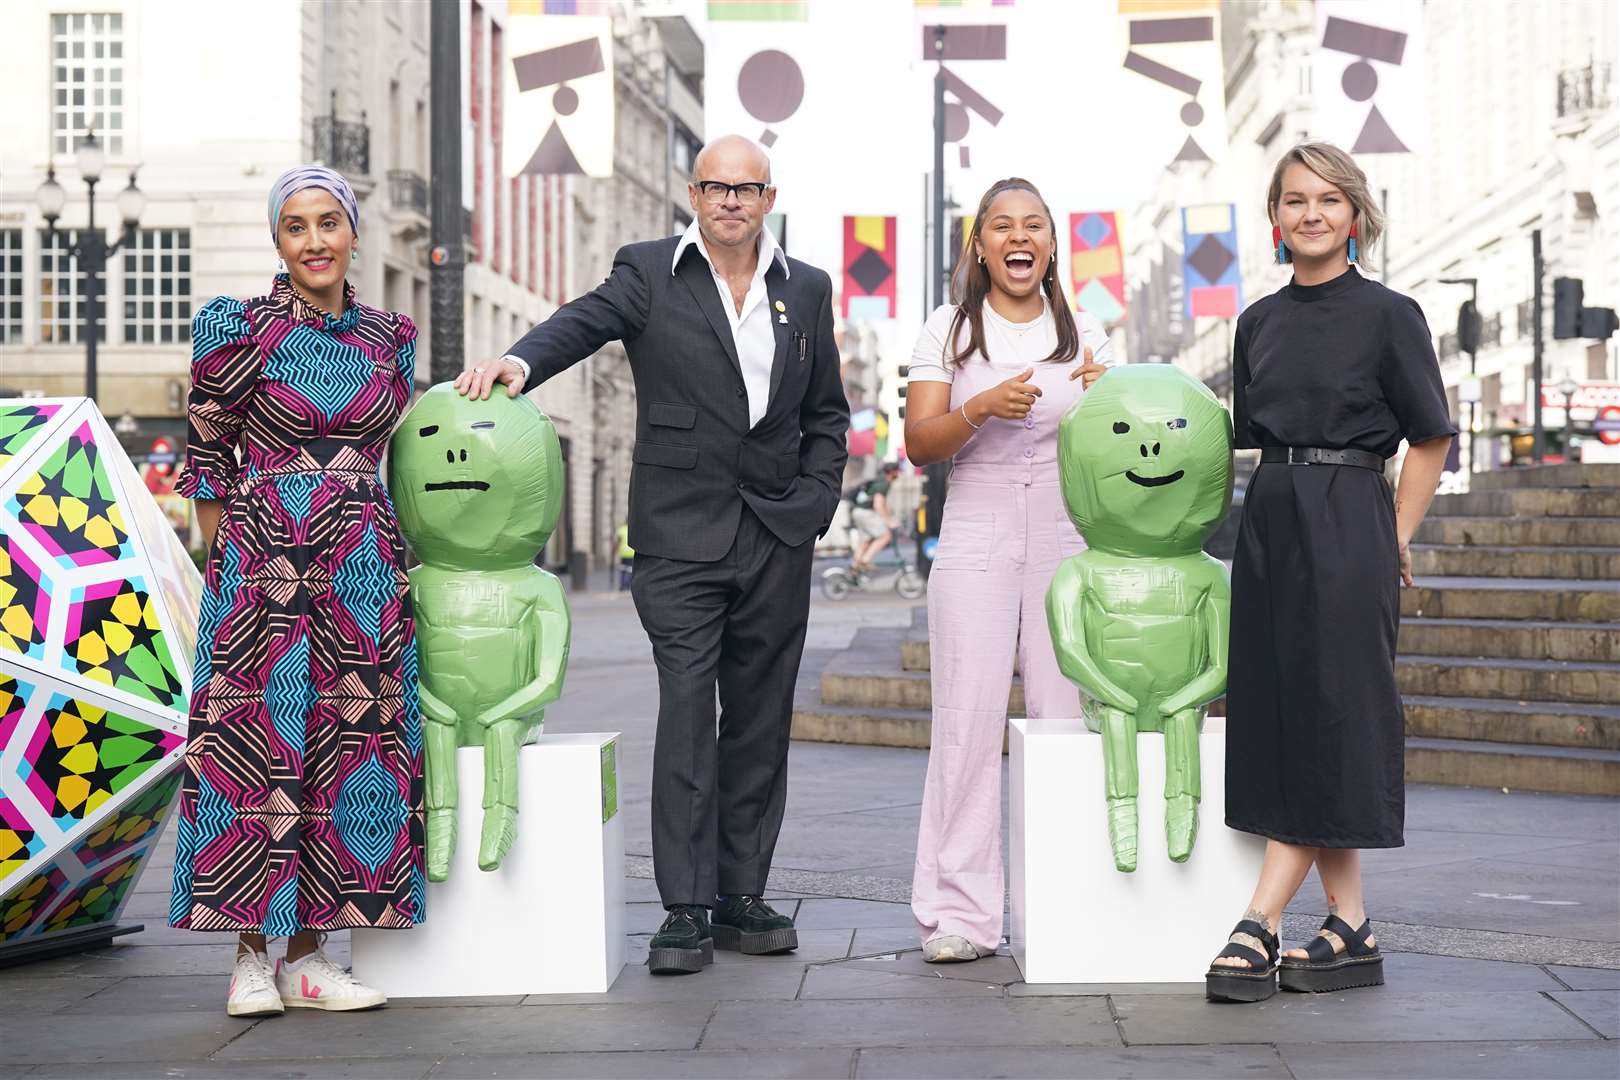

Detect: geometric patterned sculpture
[0, 398, 197, 963]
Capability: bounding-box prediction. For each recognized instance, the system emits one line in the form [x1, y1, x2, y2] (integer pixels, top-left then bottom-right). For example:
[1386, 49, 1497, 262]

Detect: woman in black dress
[1206, 144, 1455, 1003]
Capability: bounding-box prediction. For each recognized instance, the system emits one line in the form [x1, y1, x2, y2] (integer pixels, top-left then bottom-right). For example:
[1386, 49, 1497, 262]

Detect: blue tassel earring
[1347, 222, 1359, 264]
[1272, 225, 1290, 264]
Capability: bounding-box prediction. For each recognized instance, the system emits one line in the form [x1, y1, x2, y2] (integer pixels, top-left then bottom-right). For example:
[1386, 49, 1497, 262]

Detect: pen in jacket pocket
[795, 331, 807, 364]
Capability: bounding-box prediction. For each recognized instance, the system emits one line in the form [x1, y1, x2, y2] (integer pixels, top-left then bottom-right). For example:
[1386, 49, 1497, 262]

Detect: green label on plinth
[601, 740, 618, 823]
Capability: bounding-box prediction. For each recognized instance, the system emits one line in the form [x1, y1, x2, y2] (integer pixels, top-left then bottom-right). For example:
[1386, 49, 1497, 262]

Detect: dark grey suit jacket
[507, 235, 850, 563]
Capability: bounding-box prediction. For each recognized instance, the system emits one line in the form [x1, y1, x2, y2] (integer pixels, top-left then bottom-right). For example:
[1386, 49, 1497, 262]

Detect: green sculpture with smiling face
[389, 384, 571, 880]
[1046, 365, 1233, 872]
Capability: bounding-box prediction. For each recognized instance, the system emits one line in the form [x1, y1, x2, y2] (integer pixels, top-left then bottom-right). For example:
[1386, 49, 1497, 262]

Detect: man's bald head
[693, 135, 772, 185]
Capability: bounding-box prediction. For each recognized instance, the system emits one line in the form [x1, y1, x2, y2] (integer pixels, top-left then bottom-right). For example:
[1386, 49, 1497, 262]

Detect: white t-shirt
[907, 299, 1114, 381]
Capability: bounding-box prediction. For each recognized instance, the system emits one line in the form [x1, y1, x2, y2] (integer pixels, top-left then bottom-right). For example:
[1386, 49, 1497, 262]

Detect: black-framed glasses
[696, 180, 771, 205]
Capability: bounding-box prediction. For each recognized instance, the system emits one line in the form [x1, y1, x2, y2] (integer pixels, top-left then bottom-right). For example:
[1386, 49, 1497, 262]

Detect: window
[0, 231, 22, 344]
[122, 229, 191, 344]
[51, 12, 125, 157]
[39, 229, 103, 345]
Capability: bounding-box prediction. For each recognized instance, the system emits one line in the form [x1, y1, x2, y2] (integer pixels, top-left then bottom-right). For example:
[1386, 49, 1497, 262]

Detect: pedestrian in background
[1207, 144, 1455, 1003]
[902, 177, 1110, 963]
[171, 165, 423, 1017]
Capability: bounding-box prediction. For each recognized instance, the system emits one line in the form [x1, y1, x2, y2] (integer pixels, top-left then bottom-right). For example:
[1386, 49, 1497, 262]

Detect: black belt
[1260, 446, 1385, 471]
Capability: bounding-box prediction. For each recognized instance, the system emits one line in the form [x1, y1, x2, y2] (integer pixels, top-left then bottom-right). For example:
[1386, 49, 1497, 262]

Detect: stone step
[1429, 488, 1620, 518]
[1413, 515, 1620, 547]
[1409, 543, 1620, 580]
[1404, 695, 1620, 751]
[1404, 738, 1620, 797]
[1402, 578, 1620, 623]
[822, 663, 1023, 713]
[880, 647, 1620, 706]
[1397, 655, 1620, 706]
[1399, 617, 1620, 663]
[1467, 463, 1620, 491]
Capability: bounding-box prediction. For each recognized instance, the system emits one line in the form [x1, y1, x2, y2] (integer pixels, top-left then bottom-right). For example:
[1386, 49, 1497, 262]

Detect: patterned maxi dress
[169, 275, 424, 933]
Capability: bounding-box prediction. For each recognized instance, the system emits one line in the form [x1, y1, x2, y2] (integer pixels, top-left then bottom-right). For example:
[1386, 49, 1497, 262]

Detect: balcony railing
[388, 170, 428, 217]
[1557, 61, 1613, 119]
[312, 90, 370, 177]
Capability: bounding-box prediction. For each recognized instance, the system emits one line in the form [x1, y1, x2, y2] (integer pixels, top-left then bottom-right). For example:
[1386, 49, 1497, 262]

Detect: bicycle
[821, 542, 926, 601]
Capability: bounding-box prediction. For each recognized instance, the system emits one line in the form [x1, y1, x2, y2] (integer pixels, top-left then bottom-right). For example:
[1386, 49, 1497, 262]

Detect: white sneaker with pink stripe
[275, 950, 387, 1011]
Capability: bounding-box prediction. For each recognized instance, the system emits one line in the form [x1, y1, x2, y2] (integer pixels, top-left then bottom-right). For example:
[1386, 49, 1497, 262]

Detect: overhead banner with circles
[1116, 0, 1228, 167]
[1310, 0, 1426, 155]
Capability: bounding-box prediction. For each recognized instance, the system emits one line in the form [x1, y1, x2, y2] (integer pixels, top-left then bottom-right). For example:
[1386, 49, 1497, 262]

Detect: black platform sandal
[1205, 918, 1280, 1003]
[1279, 914, 1384, 993]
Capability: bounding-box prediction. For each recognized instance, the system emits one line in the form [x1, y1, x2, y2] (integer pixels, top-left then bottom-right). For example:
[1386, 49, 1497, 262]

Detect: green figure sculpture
[388, 385, 571, 880]
[1046, 365, 1233, 873]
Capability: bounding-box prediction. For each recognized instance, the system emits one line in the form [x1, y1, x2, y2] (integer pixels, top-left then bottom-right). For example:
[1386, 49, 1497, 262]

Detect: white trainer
[922, 934, 981, 963]
[275, 950, 388, 1011]
[227, 949, 285, 1017]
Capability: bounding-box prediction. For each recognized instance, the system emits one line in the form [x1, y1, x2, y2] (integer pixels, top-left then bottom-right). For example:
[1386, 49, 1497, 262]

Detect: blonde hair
[1266, 142, 1385, 262]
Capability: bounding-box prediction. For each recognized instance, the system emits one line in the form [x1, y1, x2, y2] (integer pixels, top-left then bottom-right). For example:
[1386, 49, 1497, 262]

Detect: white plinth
[352, 733, 624, 997]
[1009, 717, 1265, 984]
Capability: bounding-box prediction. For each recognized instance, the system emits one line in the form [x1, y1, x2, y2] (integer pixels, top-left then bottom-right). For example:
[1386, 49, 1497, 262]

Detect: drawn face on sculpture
[1057, 365, 1233, 557]
[389, 384, 563, 569]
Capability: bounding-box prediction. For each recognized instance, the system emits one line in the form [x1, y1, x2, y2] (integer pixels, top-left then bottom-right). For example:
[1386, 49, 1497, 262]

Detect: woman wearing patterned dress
[170, 166, 424, 1017]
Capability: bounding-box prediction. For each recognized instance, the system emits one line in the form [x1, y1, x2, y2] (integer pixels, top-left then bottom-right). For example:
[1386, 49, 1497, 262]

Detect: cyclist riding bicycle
[846, 462, 901, 581]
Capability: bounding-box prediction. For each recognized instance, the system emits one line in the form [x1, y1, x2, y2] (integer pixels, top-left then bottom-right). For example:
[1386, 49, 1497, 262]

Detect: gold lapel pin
[774, 300, 786, 312]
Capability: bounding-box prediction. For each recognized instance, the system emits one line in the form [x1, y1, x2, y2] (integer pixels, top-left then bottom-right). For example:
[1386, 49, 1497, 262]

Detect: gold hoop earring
[976, 253, 984, 266]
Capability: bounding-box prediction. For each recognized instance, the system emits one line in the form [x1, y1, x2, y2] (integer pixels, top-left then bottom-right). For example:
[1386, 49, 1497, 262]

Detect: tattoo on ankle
[1242, 907, 1276, 934]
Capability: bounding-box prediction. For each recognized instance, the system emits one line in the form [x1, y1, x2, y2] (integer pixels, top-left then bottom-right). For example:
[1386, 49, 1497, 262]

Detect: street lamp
[1438, 276, 1479, 473]
[34, 131, 144, 404]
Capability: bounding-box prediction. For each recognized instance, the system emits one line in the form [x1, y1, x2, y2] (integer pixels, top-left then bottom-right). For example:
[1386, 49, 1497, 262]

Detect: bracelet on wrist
[961, 403, 983, 431]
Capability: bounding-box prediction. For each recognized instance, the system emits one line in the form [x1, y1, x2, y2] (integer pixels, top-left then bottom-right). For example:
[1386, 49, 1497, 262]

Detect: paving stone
[792, 898, 916, 930]
[1550, 965, 1620, 990]
[1352, 829, 1587, 876]
[1551, 989, 1620, 1038]
[798, 966, 1005, 999]
[524, 955, 808, 1004]
[0, 974, 122, 1012]
[0, 1009, 253, 1064]
[713, 928, 854, 966]
[214, 1002, 712, 1059]
[1370, 951, 1567, 991]
[849, 927, 925, 956]
[58, 975, 233, 1014]
[1114, 991, 1599, 1045]
[429, 1049, 853, 1078]
[702, 998, 1119, 1050]
[1403, 786, 1620, 842]
[837, 949, 1024, 984]
[855, 1044, 1291, 1078]
[1277, 1040, 1620, 1080]
[384, 995, 525, 1008]
[1008, 981, 1202, 997]
[23, 1060, 441, 1080]
[1495, 841, 1620, 871]
[45, 944, 242, 977]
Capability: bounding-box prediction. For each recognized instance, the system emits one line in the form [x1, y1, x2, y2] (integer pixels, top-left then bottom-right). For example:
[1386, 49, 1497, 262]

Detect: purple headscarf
[267, 165, 359, 239]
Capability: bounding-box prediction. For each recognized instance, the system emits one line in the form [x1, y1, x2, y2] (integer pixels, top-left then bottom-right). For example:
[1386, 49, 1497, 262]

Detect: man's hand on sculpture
[452, 358, 525, 400]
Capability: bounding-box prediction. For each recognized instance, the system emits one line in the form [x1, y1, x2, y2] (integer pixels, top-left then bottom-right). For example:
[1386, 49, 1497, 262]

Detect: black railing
[312, 90, 370, 177]
[1557, 61, 1613, 119]
[388, 170, 428, 216]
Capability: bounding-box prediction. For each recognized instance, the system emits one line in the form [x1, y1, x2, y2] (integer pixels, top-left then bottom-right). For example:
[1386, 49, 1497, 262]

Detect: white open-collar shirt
[672, 218, 789, 429]
[502, 220, 787, 429]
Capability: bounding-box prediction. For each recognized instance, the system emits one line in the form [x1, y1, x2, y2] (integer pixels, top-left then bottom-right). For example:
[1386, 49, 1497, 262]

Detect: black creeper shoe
[647, 905, 713, 975]
[711, 895, 798, 955]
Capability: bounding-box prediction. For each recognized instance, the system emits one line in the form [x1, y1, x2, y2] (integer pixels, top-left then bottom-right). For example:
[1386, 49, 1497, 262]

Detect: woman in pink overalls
[904, 178, 1111, 963]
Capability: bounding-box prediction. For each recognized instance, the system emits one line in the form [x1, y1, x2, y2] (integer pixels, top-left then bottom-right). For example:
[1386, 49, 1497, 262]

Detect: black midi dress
[1224, 267, 1456, 848]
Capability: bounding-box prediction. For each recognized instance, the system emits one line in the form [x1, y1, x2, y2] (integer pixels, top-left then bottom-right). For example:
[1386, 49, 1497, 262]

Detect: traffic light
[1456, 300, 1481, 353]
[897, 405, 906, 419]
[898, 364, 910, 378]
[1553, 277, 1584, 339]
[1582, 306, 1620, 340]
[897, 384, 908, 398]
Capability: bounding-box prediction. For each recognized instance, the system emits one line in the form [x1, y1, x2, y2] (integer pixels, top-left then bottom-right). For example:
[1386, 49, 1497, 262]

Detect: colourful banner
[1069, 211, 1127, 326]
[708, 0, 808, 20]
[1181, 203, 1242, 318]
[843, 216, 898, 321]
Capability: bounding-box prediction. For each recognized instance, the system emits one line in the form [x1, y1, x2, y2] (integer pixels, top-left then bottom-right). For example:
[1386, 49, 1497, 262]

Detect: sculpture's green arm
[419, 681, 458, 727]
[1157, 563, 1231, 716]
[1046, 558, 1138, 714]
[474, 573, 572, 728]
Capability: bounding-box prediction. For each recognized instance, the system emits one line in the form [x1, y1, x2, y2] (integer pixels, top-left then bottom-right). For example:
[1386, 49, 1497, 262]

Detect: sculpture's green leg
[1163, 707, 1202, 863]
[425, 717, 459, 883]
[478, 717, 523, 872]
[1099, 706, 1140, 873]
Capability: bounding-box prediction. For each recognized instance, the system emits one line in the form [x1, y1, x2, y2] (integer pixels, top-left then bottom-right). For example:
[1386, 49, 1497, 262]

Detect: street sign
[1457, 374, 1482, 403]
[1596, 406, 1620, 446]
